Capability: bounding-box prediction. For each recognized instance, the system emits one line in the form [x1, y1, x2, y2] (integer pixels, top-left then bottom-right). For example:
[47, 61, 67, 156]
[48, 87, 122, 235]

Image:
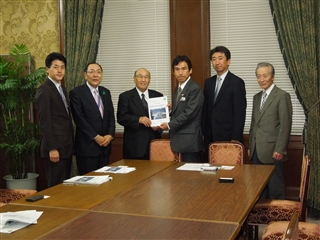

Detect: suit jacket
[249, 85, 292, 163]
[169, 79, 204, 153]
[202, 71, 246, 147]
[35, 79, 74, 158]
[69, 84, 115, 157]
[117, 88, 163, 158]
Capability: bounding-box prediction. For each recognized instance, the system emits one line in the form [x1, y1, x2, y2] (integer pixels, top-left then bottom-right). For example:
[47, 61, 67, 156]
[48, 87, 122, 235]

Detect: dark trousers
[252, 148, 285, 199]
[45, 157, 72, 188]
[181, 152, 201, 163]
[76, 153, 110, 175]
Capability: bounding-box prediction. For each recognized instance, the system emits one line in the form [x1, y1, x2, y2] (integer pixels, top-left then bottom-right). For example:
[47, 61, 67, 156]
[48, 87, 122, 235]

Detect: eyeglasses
[86, 70, 102, 75]
[135, 75, 150, 79]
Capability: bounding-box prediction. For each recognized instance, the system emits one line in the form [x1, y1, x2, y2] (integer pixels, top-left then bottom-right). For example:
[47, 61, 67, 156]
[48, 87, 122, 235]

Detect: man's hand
[139, 116, 151, 127]
[160, 122, 169, 130]
[49, 149, 60, 162]
[273, 151, 283, 161]
[100, 134, 113, 147]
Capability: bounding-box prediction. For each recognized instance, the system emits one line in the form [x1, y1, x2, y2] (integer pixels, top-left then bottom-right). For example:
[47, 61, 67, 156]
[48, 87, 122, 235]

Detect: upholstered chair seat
[0, 189, 37, 204]
[208, 141, 244, 165]
[262, 213, 320, 240]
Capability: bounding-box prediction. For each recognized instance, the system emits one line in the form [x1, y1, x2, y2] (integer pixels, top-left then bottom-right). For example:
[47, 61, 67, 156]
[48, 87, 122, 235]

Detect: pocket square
[180, 97, 186, 101]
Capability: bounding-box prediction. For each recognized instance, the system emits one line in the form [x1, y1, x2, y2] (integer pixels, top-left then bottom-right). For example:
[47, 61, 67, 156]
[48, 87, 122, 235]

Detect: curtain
[63, 0, 105, 91]
[269, 0, 320, 216]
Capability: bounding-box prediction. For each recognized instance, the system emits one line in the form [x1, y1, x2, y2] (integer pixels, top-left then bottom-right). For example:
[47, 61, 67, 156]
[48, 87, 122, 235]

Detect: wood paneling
[170, 0, 210, 93]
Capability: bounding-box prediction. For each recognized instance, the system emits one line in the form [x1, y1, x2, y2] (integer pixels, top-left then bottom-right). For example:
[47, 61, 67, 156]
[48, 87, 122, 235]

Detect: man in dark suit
[160, 55, 204, 162]
[202, 46, 246, 152]
[117, 68, 163, 160]
[36, 52, 74, 187]
[69, 63, 115, 175]
[249, 62, 292, 199]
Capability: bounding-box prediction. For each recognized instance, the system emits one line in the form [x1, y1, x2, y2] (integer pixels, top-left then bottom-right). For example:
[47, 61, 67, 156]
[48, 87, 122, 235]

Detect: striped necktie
[260, 91, 267, 113]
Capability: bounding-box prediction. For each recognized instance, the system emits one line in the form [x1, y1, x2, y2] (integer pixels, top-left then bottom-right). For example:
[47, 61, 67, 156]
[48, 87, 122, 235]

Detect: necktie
[176, 87, 182, 101]
[58, 85, 69, 115]
[141, 93, 148, 111]
[94, 89, 104, 118]
[214, 77, 222, 102]
[260, 91, 267, 113]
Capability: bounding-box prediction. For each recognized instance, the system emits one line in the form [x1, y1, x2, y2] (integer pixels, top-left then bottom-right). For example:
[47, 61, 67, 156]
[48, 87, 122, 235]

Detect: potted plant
[0, 44, 46, 189]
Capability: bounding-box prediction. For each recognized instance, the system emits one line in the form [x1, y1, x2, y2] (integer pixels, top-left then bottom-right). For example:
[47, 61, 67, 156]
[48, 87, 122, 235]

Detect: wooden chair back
[283, 212, 299, 240]
[299, 155, 311, 221]
[208, 141, 244, 165]
[149, 139, 180, 161]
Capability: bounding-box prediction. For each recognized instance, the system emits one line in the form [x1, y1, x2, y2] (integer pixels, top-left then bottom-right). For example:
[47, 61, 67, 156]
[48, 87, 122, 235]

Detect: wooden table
[92, 163, 275, 225]
[11, 160, 176, 210]
[0, 204, 86, 240]
[40, 212, 240, 240]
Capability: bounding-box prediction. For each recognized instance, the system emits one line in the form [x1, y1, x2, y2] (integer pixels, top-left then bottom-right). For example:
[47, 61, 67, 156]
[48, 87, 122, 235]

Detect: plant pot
[3, 173, 39, 190]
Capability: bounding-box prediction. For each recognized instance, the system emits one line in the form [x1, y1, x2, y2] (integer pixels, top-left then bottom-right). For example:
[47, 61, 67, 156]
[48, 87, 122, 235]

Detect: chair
[208, 141, 244, 164]
[247, 155, 311, 239]
[149, 139, 181, 162]
[0, 188, 37, 205]
[262, 212, 320, 240]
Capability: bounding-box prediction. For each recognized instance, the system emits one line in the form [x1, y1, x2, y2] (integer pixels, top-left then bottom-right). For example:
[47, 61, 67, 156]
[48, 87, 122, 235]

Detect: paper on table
[94, 166, 136, 174]
[63, 175, 112, 185]
[0, 210, 43, 233]
[177, 163, 234, 171]
[176, 163, 212, 171]
[220, 166, 235, 170]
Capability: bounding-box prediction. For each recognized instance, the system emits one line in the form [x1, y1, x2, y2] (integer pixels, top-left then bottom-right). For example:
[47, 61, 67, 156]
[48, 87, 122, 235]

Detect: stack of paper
[94, 166, 136, 174]
[176, 163, 234, 171]
[63, 175, 112, 185]
[0, 210, 43, 233]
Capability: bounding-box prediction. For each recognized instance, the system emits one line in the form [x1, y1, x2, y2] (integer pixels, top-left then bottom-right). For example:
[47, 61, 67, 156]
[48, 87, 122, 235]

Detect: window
[210, 0, 304, 134]
[97, 0, 171, 132]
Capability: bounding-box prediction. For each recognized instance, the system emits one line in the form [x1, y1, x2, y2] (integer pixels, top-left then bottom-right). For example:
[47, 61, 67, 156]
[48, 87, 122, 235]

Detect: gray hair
[255, 62, 275, 76]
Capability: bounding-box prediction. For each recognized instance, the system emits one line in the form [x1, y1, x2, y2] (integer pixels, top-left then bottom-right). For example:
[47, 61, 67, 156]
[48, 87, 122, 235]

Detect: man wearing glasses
[117, 68, 163, 160]
[69, 62, 115, 175]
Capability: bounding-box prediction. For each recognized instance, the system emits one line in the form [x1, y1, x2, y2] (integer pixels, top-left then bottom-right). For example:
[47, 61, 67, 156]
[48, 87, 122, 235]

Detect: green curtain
[63, 0, 105, 92]
[269, 0, 320, 216]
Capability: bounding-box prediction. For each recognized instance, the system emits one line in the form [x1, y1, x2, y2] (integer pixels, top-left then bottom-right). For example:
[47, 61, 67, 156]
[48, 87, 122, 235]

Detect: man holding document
[117, 68, 163, 160]
[160, 55, 204, 162]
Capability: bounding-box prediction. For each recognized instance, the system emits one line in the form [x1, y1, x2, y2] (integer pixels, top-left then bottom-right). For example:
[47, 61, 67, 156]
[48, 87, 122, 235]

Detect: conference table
[40, 212, 240, 239]
[4, 160, 274, 239]
[11, 160, 175, 209]
[92, 163, 275, 226]
[0, 204, 86, 239]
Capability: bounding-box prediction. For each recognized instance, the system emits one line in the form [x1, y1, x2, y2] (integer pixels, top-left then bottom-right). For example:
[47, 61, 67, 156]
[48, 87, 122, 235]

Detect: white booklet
[94, 166, 136, 174]
[0, 210, 43, 233]
[63, 175, 112, 185]
[148, 96, 170, 127]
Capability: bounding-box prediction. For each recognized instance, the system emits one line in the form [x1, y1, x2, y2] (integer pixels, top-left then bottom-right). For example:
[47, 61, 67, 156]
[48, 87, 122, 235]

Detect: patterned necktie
[141, 93, 148, 111]
[58, 85, 69, 115]
[260, 91, 267, 113]
[176, 87, 182, 101]
[214, 77, 222, 102]
[94, 89, 104, 118]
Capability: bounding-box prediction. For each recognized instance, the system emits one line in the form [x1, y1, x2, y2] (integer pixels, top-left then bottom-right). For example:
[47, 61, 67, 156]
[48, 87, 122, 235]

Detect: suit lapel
[131, 88, 146, 116]
[47, 79, 70, 116]
[83, 84, 101, 115]
[258, 86, 278, 118]
[214, 73, 230, 105]
[172, 79, 191, 114]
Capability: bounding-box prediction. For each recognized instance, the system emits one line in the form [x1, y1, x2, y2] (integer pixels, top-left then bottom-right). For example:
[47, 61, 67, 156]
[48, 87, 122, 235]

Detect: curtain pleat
[63, 0, 105, 91]
[269, 0, 320, 216]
